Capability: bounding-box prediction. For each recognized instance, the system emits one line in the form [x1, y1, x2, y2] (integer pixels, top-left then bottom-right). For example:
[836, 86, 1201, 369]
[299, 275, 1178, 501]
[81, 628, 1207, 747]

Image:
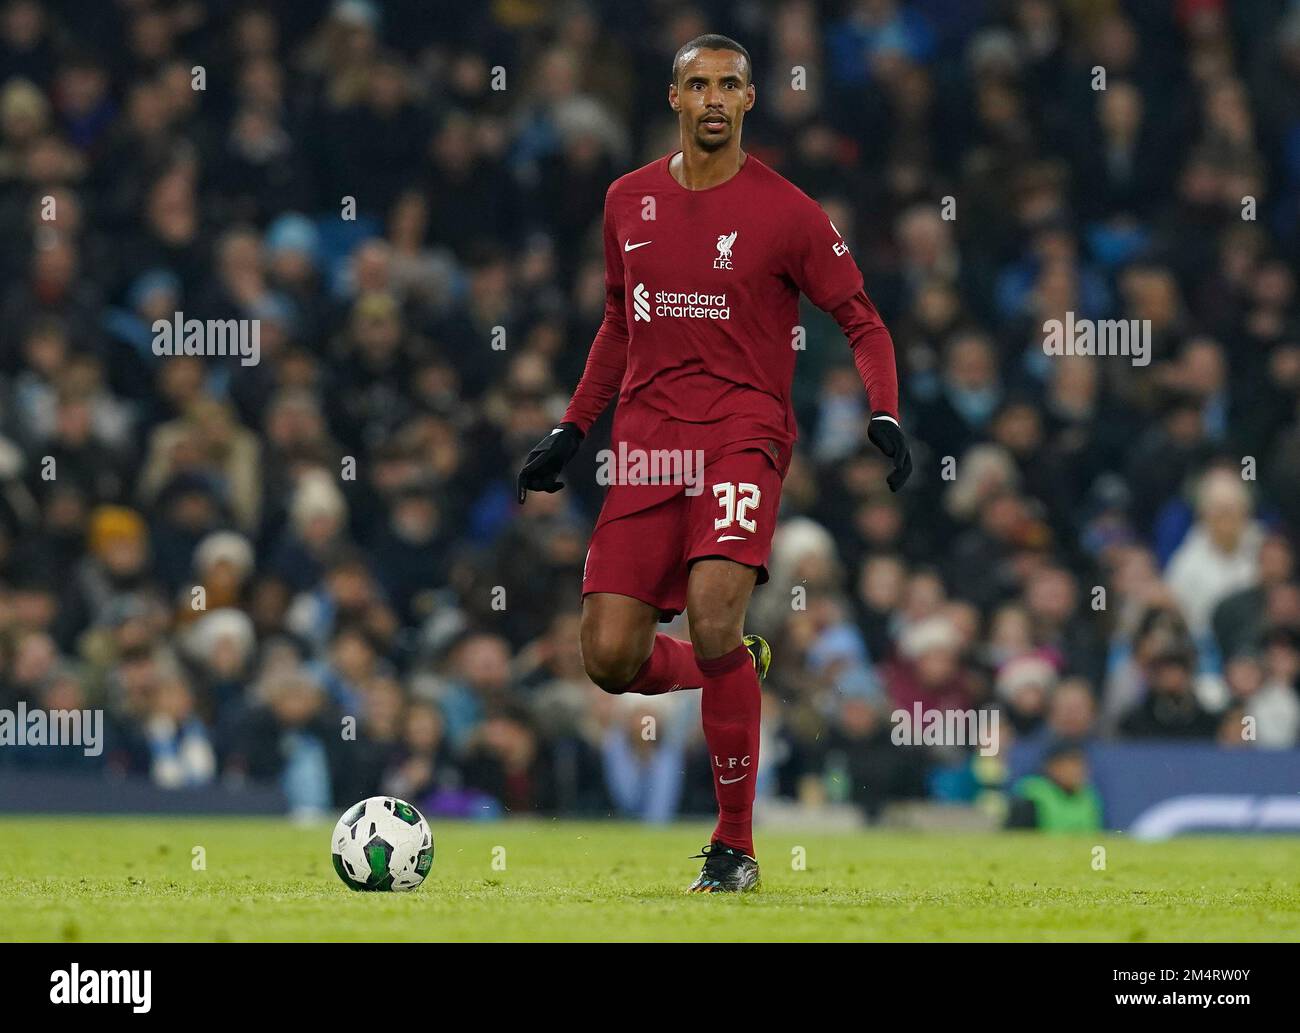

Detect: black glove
[517, 422, 583, 503]
[867, 413, 913, 492]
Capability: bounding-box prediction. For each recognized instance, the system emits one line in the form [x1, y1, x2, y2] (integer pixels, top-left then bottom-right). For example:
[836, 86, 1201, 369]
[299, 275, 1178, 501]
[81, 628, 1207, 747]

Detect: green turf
[0, 817, 1296, 941]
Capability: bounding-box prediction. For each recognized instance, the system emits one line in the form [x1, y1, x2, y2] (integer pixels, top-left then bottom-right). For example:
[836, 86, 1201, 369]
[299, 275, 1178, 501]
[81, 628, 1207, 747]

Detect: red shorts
[581, 449, 782, 621]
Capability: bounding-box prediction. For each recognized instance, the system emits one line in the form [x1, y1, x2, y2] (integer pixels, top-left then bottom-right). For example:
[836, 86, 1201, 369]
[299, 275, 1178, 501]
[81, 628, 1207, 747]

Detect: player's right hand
[517, 423, 583, 502]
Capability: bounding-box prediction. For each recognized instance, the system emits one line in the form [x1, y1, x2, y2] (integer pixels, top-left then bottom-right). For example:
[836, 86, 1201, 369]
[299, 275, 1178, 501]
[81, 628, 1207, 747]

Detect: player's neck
[670, 144, 747, 191]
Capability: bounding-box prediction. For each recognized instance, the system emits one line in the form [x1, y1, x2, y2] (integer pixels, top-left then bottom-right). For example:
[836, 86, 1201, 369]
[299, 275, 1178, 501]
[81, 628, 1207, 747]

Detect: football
[330, 797, 434, 892]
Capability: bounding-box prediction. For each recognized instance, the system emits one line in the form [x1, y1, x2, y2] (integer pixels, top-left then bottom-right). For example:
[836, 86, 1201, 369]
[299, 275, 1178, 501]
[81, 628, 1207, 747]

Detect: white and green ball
[331, 797, 434, 891]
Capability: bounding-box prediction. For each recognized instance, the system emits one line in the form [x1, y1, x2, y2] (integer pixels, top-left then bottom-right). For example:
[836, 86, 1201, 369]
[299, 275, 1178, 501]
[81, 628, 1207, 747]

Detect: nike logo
[716, 535, 747, 542]
[624, 240, 652, 251]
[719, 773, 748, 785]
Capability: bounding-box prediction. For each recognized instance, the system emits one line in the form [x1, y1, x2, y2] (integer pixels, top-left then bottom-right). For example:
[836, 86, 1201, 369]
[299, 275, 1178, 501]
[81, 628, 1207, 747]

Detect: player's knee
[689, 614, 742, 660]
[581, 638, 642, 694]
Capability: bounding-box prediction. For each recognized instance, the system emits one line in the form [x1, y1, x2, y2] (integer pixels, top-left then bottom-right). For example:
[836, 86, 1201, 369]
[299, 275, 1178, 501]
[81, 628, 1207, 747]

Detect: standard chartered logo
[633, 282, 651, 321]
[632, 282, 730, 322]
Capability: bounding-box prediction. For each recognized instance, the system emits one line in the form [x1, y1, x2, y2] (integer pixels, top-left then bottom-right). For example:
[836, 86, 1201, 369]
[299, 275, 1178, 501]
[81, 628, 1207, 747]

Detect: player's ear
[668, 83, 679, 112]
[744, 83, 755, 112]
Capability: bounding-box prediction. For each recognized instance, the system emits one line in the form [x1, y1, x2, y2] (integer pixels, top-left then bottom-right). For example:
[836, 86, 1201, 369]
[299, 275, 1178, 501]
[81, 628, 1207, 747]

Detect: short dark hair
[672, 34, 752, 86]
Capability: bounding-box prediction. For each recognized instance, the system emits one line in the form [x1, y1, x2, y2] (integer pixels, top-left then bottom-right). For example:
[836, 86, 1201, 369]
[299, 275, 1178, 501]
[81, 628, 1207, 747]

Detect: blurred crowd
[0, 0, 1298, 826]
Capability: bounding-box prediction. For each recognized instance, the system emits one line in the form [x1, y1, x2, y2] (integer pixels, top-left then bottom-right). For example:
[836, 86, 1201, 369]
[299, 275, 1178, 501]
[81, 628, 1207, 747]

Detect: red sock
[698, 643, 760, 857]
[622, 634, 704, 695]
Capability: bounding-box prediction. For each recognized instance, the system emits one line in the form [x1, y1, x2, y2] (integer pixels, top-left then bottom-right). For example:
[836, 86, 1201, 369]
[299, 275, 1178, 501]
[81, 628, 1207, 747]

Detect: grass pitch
[0, 817, 1296, 941]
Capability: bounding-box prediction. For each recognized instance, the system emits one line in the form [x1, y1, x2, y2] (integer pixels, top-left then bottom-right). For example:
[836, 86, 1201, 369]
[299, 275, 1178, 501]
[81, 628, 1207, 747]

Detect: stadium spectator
[601, 691, 691, 823]
[1006, 741, 1103, 832]
[1164, 467, 1264, 642]
[1118, 638, 1220, 740]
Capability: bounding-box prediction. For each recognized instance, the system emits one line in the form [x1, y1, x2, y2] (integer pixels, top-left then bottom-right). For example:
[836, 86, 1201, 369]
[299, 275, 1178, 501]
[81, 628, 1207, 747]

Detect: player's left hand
[517, 422, 583, 502]
[868, 413, 913, 492]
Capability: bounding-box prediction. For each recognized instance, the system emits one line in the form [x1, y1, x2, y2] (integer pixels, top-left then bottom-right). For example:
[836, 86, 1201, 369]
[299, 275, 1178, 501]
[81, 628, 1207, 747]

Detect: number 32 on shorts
[713, 481, 761, 532]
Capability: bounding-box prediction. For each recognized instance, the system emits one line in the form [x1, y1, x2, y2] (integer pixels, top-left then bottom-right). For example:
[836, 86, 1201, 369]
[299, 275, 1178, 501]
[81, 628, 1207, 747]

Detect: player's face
[669, 49, 754, 152]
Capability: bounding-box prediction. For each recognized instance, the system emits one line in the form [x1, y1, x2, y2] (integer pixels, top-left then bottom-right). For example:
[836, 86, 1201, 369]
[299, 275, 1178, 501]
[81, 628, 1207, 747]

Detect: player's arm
[791, 200, 912, 492]
[831, 288, 912, 492]
[517, 188, 630, 502]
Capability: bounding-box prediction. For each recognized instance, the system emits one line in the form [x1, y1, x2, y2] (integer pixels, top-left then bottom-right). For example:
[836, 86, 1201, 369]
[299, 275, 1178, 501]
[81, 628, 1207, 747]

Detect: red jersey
[563, 151, 894, 483]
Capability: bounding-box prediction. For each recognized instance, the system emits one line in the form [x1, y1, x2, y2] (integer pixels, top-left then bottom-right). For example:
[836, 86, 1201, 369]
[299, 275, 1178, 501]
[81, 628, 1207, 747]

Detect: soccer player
[517, 34, 911, 892]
